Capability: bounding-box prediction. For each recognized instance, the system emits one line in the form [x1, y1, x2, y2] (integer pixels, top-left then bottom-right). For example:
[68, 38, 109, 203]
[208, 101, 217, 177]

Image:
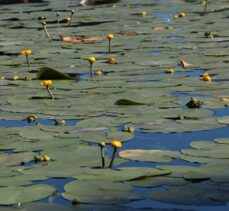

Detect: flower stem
[68, 14, 73, 26]
[90, 63, 93, 76]
[47, 86, 55, 99]
[26, 55, 30, 67]
[43, 25, 52, 42]
[203, 0, 208, 15]
[108, 39, 111, 54]
[109, 147, 117, 169]
[100, 147, 105, 168]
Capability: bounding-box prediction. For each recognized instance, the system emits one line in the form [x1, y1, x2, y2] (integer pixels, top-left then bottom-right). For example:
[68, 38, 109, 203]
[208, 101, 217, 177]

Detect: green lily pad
[0, 151, 36, 166]
[217, 116, 229, 125]
[19, 127, 54, 140]
[128, 176, 189, 188]
[149, 183, 229, 205]
[75, 167, 170, 182]
[62, 180, 143, 204]
[78, 130, 134, 143]
[0, 184, 55, 205]
[119, 149, 181, 163]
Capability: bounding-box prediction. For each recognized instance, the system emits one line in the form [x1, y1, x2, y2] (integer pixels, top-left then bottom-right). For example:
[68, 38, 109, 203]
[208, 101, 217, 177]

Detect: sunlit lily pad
[75, 167, 170, 182]
[217, 116, 229, 125]
[0, 184, 55, 205]
[78, 130, 134, 143]
[119, 149, 181, 162]
[62, 180, 143, 204]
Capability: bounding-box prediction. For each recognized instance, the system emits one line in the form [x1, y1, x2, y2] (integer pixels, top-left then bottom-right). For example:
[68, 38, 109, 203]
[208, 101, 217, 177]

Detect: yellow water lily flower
[41, 80, 52, 87]
[21, 49, 32, 56]
[88, 56, 96, 63]
[111, 140, 122, 149]
[106, 34, 114, 40]
[202, 73, 211, 82]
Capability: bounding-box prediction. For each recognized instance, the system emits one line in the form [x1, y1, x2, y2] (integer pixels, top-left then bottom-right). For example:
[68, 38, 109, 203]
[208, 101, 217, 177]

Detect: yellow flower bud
[106, 34, 114, 40]
[41, 80, 52, 87]
[55, 119, 66, 125]
[88, 56, 96, 63]
[128, 126, 135, 133]
[21, 49, 32, 56]
[165, 68, 174, 74]
[108, 57, 116, 64]
[202, 73, 211, 82]
[65, 17, 71, 22]
[141, 11, 147, 16]
[12, 75, 19, 81]
[34, 155, 44, 162]
[178, 12, 186, 18]
[95, 70, 102, 76]
[99, 141, 106, 148]
[43, 154, 50, 162]
[26, 115, 37, 123]
[111, 140, 122, 149]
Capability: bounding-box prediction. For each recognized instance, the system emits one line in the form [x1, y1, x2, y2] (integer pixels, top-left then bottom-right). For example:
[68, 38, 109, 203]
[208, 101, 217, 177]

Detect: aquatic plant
[21, 49, 32, 67]
[41, 21, 52, 42]
[106, 34, 114, 53]
[68, 9, 75, 26]
[98, 141, 106, 168]
[41, 80, 54, 99]
[203, 0, 208, 15]
[109, 140, 122, 168]
[87, 56, 96, 76]
[202, 72, 211, 82]
[186, 97, 201, 108]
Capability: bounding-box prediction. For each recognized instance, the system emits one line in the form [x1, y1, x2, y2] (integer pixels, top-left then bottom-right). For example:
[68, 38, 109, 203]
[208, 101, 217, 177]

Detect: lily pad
[119, 149, 181, 163]
[149, 183, 229, 205]
[0, 184, 55, 205]
[62, 180, 143, 204]
[78, 130, 134, 143]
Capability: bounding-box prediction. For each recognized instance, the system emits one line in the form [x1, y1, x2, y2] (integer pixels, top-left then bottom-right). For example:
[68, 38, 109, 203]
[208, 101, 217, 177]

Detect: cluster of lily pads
[0, 0, 228, 209]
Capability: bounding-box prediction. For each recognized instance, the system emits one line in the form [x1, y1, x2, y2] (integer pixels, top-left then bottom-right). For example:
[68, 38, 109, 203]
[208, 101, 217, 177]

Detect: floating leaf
[217, 116, 229, 125]
[0, 184, 55, 205]
[150, 183, 229, 205]
[78, 131, 134, 143]
[119, 149, 181, 162]
[62, 180, 143, 204]
[60, 36, 104, 44]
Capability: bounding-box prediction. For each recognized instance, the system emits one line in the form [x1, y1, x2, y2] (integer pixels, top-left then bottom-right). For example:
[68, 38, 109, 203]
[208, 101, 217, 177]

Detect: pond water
[0, 0, 229, 210]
